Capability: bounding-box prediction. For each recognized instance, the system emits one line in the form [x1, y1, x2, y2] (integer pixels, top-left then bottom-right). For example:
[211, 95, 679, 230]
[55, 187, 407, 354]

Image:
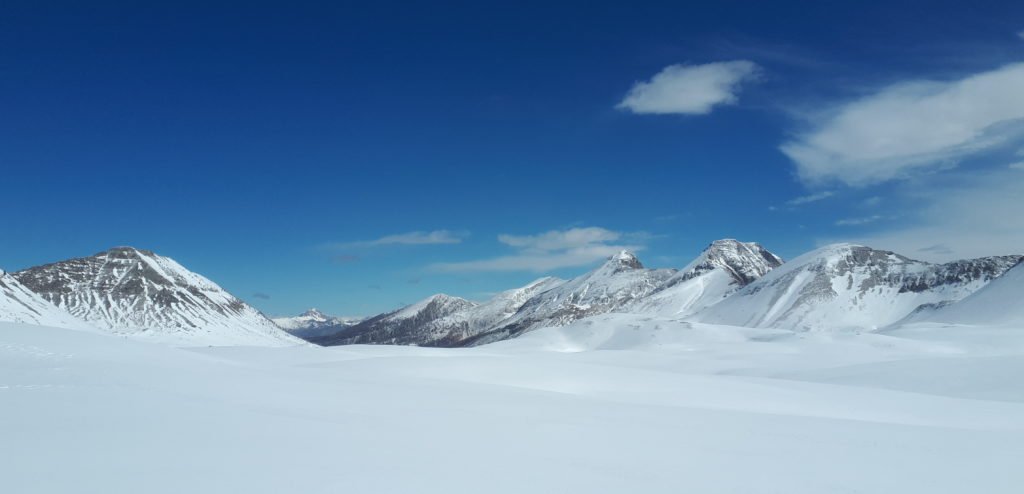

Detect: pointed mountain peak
[603, 250, 644, 271]
[100, 246, 157, 258]
[680, 239, 783, 286]
[300, 308, 327, 319]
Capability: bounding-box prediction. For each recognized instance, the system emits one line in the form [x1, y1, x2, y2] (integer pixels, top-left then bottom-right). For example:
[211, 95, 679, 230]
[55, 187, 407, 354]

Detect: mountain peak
[100, 246, 156, 258]
[12, 249, 300, 346]
[300, 308, 327, 319]
[604, 250, 643, 271]
[685, 239, 783, 285]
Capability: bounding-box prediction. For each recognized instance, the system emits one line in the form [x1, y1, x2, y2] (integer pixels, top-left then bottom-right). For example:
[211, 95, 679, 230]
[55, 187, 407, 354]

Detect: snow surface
[3, 315, 1023, 493]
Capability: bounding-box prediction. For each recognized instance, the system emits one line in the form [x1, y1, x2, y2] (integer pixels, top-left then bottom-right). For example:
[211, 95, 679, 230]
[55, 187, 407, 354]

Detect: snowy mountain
[695, 243, 1021, 331]
[627, 239, 783, 317]
[464, 251, 676, 345]
[1, 270, 92, 330]
[12, 247, 302, 346]
[408, 277, 566, 346]
[905, 260, 1024, 326]
[311, 293, 478, 345]
[272, 308, 363, 339]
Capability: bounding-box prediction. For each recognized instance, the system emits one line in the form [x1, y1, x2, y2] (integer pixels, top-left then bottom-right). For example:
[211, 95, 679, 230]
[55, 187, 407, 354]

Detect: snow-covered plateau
[2, 315, 1023, 493]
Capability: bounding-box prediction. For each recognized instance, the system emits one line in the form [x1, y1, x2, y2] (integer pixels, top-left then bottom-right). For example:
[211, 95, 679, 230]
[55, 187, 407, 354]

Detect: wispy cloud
[782, 63, 1024, 186]
[330, 230, 466, 249]
[251, 292, 271, 300]
[862, 196, 883, 207]
[1017, 30, 1024, 41]
[430, 226, 645, 273]
[828, 168, 1024, 261]
[1009, 161, 1024, 170]
[835, 215, 882, 226]
[617, 61, 760, 115]
[785, 191, 835, 206]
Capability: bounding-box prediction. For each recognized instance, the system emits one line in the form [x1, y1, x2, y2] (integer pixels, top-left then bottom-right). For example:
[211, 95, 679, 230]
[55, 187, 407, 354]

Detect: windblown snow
[2, 316, 1023, 493]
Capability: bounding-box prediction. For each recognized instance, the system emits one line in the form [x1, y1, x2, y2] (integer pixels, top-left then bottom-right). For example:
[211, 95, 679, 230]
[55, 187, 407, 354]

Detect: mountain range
[1, 240, 1020, 347]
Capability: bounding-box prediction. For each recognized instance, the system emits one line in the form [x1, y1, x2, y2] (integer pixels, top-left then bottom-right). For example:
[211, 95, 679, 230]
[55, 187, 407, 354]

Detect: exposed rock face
[1, 269, 91, 329]
[13, 247, 300, 346]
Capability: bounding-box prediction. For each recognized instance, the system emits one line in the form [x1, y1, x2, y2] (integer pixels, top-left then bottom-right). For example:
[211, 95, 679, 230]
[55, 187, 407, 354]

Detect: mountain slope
[464, 251, 676, 345]
[312, 294, 478, 345]
[273, 308, 363, 340]
[13, 247, 301, 346]
[907, 260, 1024, 326]
[413, 277, 566, 346]
[628, 239, 783, 317]
[1, 270, 92, 329]
[695, 244, 1021, 331]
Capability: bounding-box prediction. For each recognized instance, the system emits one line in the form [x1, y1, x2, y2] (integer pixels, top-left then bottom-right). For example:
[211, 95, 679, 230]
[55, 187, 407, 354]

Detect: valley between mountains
[3, 240, 1023, 493]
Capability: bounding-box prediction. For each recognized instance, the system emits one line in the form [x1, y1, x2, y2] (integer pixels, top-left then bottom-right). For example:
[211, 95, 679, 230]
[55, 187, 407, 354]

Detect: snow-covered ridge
[272, 308, 363, 339]
[675, 239, 783, 285]
[627, 239, 784, 318]
[696, 244, 1021, 331]
[13, 247, 301, 346]
[904, 260, 1024, 326]
[312, 293, 479, 345]
[308, 242, 787, 347]
[463, 250, 678, 345]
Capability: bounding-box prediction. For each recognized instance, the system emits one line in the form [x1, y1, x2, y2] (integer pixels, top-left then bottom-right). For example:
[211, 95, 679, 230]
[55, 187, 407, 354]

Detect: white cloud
[332, 230, 465, 249]
[1017, 30, 1024, 41]
[431, 227, 644, 273]
[617, 61, 760, 115]
[782, 63, 1024, 186]
[835, 215, 882, 226]
[828, 169, 1024, 261]
[1009, 161, 1024, 170]
[498, 227, 621, 252]
[785, 190, 835, 206]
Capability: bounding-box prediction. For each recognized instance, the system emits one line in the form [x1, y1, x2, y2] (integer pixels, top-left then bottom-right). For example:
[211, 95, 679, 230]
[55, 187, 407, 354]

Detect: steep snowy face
[678, 239, 783, 285]
[13, 247, 301, 346]
[1, 270, 91, 330]
[466, 251, 676, 345]
[695, 244, 1021, 332]
[629, 239, 783, 317]
[272, 308, 363, 340]
[906, 260, 1024, 326]
[312, 294, 478, 346]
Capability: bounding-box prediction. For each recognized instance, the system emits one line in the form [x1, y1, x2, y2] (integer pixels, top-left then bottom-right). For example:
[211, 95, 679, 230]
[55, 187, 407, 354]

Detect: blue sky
[3, 1, 1024, 317]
